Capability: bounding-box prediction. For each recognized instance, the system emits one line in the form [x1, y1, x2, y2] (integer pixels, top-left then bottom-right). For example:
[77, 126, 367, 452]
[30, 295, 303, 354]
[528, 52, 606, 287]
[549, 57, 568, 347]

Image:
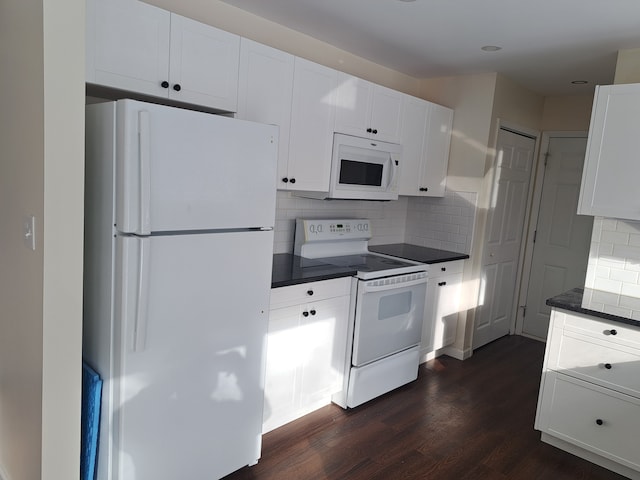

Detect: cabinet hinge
[543, 152, 550, 166]
[533, 230, 537, 243]
[520, 305, 527, 317]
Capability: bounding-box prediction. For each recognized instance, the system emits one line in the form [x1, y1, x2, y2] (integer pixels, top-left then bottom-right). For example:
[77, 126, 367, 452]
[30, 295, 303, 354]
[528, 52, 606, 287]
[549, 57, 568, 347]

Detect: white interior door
[520, 135, 592, 340]
[115, 230, 273, 480]
[474, 128, 536, 349]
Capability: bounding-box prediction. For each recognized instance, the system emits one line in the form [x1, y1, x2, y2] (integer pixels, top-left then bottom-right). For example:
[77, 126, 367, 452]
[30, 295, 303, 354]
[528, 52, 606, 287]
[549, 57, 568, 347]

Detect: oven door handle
[361, 276, 427, 293]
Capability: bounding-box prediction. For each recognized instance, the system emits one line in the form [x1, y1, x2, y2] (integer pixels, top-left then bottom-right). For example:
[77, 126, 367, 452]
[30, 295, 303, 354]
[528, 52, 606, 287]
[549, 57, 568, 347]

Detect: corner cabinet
[334, 72, 403, 144]
[420, 260, 463, 359]
[578, 83, 640, 221]
[86, 0, 240, 112]
[398, 96, 453, 197]
[284, 58, 338, 192]
[535, 308, 640, 479]
[263, 277, 351, 433]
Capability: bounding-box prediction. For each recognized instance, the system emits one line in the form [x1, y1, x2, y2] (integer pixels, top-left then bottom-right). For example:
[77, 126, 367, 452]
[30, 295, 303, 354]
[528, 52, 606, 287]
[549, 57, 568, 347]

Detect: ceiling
[220, 0, 640, 96]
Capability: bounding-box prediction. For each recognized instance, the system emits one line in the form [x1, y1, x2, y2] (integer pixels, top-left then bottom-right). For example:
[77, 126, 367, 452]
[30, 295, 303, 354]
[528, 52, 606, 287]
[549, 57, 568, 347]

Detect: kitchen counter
[368, 243, 469, 264]
[271, 254, 357, 288]
[546, 287, 640, 328]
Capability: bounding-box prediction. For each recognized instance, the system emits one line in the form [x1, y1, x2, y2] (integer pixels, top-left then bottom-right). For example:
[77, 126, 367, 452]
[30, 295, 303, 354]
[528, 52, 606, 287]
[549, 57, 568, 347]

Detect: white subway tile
[600, 230, 629, 245]
[613, 220, 640, 234]
[610, 268, 639, 284]
[629, 234, 640, 247]
[593, 276, 622, 294]
[621, 282, 640, 298]
[613, 244, 640, 260]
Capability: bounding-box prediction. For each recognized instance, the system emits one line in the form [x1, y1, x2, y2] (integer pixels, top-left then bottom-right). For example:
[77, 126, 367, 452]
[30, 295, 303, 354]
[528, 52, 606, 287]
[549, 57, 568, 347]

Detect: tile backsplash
[273, 190, 477, 256]
[585, 217, 640, 298]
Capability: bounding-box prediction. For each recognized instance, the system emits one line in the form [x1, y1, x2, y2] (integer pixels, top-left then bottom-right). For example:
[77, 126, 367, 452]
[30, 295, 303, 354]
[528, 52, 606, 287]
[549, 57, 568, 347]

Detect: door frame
[514, 131, 588, 338]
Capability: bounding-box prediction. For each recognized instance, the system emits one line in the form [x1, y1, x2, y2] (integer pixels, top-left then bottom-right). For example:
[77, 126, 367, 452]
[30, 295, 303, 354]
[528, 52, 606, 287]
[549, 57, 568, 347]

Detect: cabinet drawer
[427, 260, 464, 279]
[551, 331, 640, 397]
[559, 310, 640, 351]
[270, 277, 351, 309]
[538, 372, 640, 471]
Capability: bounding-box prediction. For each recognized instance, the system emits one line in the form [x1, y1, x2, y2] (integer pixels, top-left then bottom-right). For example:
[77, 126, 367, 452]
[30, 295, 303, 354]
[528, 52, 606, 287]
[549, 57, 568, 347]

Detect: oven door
[352, 273, 427, 366]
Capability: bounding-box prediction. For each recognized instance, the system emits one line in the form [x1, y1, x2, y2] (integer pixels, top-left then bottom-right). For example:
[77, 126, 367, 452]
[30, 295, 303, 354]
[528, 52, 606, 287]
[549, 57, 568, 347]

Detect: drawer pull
[307, 290, 314, 296]
[596, 418, 604, 426]
[604, 363, 612, 370]
[604, 329, 618, 336]
[438, 281, 447, 287]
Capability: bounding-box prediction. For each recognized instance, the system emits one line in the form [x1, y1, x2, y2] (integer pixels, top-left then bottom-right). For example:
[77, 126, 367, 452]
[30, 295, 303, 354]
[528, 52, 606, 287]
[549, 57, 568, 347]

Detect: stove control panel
[294, 219, 372, 258]
[296, 219, 371, 242]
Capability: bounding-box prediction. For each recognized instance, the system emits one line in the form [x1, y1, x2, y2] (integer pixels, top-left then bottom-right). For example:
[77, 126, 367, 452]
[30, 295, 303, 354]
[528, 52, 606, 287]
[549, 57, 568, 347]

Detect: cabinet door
[168, 14, 240, 111]
[398, 95, 429, 196]
[578, 83, 640, 220]
[299, 296, 350, 407]
[86, 0, 170, 98]
[334, 73, 374, 138]
[432, 272, 462, 349]
[419, 103, 453, 197]
[370, 85, 403, 143]
[287, 58, 338, 192]
[237, 39, 294, 188]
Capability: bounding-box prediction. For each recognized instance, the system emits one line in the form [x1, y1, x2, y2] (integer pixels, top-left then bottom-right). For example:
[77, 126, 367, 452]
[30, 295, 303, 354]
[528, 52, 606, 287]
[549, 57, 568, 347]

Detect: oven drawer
[270, 277, 351, 309]
[537, 371, 640, 472]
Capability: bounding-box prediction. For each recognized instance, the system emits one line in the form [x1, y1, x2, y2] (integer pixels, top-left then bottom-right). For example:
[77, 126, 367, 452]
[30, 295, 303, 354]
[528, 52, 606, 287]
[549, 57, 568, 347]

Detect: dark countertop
[272, 254, 357, 288]
[547, 287, 640, 328]
[368, 243, 469, 264]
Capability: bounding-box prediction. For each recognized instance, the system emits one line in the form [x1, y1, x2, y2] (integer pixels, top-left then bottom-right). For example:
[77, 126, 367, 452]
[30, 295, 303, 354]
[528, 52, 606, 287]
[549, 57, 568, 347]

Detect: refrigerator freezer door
[115, 99, 278, 234]
[113, 230, 273, 479]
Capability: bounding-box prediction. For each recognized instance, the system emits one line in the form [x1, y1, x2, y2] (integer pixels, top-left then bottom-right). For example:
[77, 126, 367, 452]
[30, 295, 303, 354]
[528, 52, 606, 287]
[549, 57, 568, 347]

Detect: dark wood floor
[224, 335, 626, 480]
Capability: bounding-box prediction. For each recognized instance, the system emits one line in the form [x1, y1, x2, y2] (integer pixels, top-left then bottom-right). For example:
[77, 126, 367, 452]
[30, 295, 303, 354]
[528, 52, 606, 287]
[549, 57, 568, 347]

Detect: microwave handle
[387, 157, 399, 189]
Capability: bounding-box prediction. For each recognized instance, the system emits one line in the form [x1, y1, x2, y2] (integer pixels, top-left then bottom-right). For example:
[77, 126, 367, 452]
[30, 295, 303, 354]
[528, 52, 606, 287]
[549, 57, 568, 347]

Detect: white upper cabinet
[237, 39, 294, 184]
[398, 95, 453, 197]
[334, 73, 403, 143]
[86, 0, 240, 112]
[286, 57, 338, 192]
[578, 83, 640, 221]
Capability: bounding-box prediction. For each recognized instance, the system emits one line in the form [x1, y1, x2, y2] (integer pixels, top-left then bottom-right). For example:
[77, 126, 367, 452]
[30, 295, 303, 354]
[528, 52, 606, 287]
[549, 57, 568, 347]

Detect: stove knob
[310, 309, 316, 316]
[302, 311, 309, 317]
[307, 289, 314, 296]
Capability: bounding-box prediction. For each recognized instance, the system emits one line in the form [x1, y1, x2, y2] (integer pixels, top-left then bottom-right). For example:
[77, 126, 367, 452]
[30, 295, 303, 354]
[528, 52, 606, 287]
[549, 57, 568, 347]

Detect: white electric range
[294, 219, 428, 408]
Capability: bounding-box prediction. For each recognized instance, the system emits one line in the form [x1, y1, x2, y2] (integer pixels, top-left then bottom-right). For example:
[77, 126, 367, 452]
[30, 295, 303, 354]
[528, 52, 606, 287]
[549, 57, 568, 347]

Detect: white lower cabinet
[263, 277, 351, 433]
[421, 260, 463, 359]
[536, 308, 640, 479]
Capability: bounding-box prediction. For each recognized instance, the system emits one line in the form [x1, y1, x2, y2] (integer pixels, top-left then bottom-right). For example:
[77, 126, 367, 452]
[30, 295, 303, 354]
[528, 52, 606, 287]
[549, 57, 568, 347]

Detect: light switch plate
[23, 215, 36, 251]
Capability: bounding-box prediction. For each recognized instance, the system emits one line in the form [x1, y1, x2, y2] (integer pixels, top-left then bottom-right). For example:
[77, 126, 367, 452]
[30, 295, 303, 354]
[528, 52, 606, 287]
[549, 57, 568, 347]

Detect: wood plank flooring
[223, 336, 626, 480]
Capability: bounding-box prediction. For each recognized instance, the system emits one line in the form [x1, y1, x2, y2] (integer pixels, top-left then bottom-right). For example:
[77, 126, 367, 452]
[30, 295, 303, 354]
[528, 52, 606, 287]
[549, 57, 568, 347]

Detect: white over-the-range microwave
[297, 133, 401, 201]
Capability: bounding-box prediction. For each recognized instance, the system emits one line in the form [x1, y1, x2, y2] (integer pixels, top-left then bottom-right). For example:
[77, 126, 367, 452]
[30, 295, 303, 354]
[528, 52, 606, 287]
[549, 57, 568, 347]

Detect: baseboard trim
[441, 346, 473, 360]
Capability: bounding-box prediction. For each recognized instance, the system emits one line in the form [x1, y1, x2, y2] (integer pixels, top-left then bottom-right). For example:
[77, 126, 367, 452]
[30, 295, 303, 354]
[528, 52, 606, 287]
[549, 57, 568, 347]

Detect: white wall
[0, 0, 84, 479]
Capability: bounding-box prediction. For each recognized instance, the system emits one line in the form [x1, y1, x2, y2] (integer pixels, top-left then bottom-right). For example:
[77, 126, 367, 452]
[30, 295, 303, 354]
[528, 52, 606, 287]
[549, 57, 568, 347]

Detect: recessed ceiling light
[571, 80, 588, 85]
[481, 45, 502, 52]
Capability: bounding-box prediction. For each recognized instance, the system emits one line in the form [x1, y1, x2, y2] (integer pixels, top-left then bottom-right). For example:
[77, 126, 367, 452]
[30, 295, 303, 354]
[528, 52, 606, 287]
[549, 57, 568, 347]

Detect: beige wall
[145, 0, 422, 96]
[0, 0, 84, 479]
[614, 48, 640, 84]
[541, 94, 593, 131]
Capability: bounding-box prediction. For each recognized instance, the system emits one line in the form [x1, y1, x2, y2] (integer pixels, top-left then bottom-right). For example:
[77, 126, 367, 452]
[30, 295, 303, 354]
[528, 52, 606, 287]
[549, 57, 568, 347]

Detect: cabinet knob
[282, 177, 289, 183]
[307, 289, 314, 296]
[366, 128, 372, 133]
[441, 267, 446, 271]
[173, 84, 182, 92]
[310, 309, 316, 316]
[596, 419, 604, 426]
[290, 178, 296, 184]
[604, 363, 612, 370]
[438, 281, 447, 287]
[372, 129, 378, 134]
[302, 311, 309, 317]
[160, 81, 169, 88]
[605, 329, 618, 336]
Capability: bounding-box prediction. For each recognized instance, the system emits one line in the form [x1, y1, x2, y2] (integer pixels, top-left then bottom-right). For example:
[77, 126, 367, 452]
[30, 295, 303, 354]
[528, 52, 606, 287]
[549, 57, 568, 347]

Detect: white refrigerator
[83, 99, 278, 480]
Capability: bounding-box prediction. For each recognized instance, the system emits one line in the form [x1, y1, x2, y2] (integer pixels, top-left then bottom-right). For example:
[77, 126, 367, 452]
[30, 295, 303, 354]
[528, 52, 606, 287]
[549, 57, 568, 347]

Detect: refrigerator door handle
[133, 237, 151, 352]
[138, 111, 152, 235]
